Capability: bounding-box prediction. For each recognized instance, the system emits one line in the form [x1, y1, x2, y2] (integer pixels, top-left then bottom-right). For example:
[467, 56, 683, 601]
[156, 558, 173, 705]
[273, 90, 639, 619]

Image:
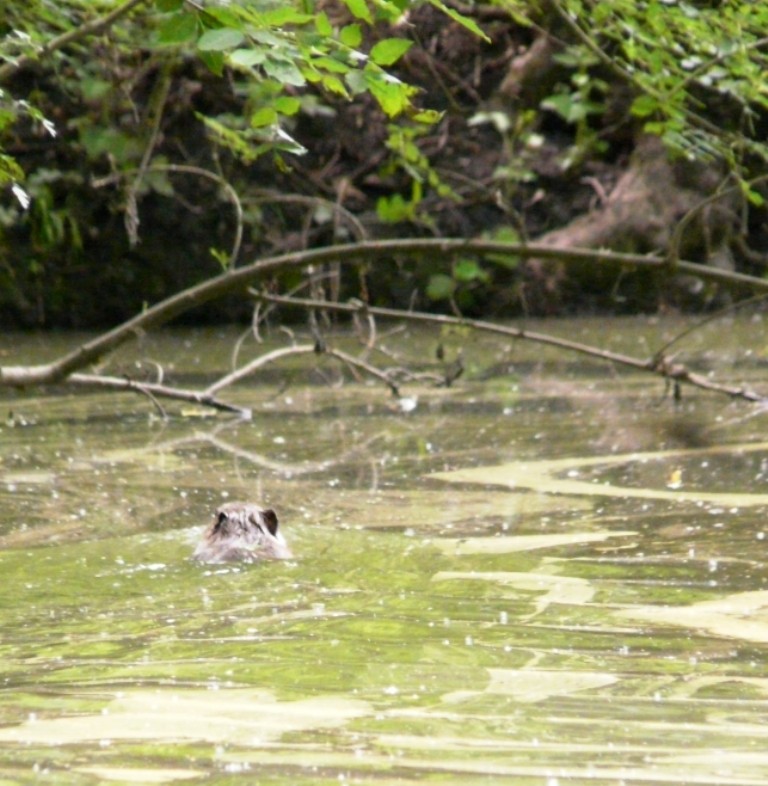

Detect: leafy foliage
[1, 0, 767, 326]
[539, 0, 768, 191]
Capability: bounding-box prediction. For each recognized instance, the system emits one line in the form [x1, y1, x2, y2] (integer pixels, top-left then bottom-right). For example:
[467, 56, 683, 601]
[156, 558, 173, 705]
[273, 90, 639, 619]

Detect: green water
[2, 319, 768, 784]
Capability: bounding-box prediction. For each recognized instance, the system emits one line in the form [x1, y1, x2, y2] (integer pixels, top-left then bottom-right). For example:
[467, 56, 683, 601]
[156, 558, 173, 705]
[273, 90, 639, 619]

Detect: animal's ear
[213, 510, 228, 534]
[262, 509, 279, 536]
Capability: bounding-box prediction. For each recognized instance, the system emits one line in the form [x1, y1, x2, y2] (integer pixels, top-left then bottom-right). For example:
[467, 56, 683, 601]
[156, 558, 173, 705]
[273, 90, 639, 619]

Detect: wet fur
[193, 502, 292, 563]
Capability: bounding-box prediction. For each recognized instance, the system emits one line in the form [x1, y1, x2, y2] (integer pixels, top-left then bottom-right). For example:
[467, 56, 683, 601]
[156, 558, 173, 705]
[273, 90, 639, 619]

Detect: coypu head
[193, 502, 292, 563]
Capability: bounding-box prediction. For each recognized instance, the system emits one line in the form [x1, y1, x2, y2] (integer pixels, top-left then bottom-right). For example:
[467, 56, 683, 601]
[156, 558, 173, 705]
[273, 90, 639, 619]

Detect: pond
[2, 317, 768, 785]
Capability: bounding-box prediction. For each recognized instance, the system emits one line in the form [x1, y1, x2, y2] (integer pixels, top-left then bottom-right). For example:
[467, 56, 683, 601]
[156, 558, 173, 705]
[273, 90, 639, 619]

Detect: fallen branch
[62, 337, 403, 416]
[253, 291, 766, 404]
[5, 238, 768, 388]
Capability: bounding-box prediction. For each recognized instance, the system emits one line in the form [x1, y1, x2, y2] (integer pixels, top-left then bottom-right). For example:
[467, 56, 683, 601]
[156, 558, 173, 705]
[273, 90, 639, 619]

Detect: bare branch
[253, 291, 766, 404]
[124, 61, 175, 247]
[206, 342, 400, 398]
[329, 347, 400, 396]
[69, 373, 251, 417]
[205, 344, 316, 396]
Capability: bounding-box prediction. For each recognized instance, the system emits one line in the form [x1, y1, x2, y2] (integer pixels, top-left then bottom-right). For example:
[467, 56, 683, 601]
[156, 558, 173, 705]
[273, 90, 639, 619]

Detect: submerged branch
[60, 337, 403, 417]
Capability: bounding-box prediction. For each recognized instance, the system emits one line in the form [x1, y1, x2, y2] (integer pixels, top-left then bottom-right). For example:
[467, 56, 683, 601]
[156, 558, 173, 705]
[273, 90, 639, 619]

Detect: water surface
[1, 319, 768, 784]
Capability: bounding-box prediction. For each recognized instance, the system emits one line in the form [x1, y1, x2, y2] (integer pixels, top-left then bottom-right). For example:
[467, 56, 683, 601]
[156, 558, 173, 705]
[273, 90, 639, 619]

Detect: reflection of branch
[200, 432, 385, 476]
[119, 417, 387, 476]
[253, 291, 766, 403]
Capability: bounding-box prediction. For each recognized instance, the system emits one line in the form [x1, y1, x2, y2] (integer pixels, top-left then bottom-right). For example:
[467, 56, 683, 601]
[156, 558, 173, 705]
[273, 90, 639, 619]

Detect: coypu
[193, 502, 292, 563]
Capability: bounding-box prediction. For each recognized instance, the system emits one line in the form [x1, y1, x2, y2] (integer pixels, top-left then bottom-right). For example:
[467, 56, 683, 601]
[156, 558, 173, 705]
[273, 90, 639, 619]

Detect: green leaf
[741, 181, 765, 207]
[229, 48, 266, 67]
[274, 96, 301, 116]
[369, 38, 412, 66]
[157, 11, 198, 44]
[197, 28, 245, 52]
[80, 78, 112, 101]
[426, 274, 457, 301]
[315, 12, 333, 36]
[630, 94, 659, 118]
[341, 0, 372, 24]
[198, 50, 225, 76]
[156, 0, 183, 11]
[201, 7, 241, 28]
[363, 71, 416, 117]
[541, 92, 601, 123]
[0, 154, 25, 185]
[251, 107, 278, 128]
[261, 8, 314, 26]
[79, 127, 142, 162]
[412, 109, 443, 124]
[312, 56, 350, 75]
[376, 193, 413, 223]
[264, 57, 306, 86]
[321, 74, 349, 96]
[375, 0, 409, 23]
[340, 24, 362, 48]
[454, 258, 488, 283]
[197, 113, 262, 163]
[482, 226, 520, 268]
[425, 0, 489, 42]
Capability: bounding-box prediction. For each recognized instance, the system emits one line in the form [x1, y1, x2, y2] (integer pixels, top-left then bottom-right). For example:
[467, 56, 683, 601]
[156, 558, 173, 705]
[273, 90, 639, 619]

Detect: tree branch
[253, 291, 766, 404]
[206, 342, 400, 398]
[5, 238, 767, 388]
[68, 373, 251, 417]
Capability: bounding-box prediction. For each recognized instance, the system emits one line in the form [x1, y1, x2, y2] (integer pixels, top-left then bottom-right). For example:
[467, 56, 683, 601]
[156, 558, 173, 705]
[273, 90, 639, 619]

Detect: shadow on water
[2, 319, 768, 784]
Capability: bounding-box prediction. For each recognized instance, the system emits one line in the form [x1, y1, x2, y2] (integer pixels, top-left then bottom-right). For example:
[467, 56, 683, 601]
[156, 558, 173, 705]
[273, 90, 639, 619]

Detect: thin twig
[124, 59, 173, 246]
[249, 191, 368, 242]
[69, 373, 251, 417]
[328, 347, 400, 396]
[653, 293, 768, 362]
[667, 173, 768, 268]
[206, 342, 400, 398]
[206, 344, 316, 396]
[94, 163, 245, 270]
